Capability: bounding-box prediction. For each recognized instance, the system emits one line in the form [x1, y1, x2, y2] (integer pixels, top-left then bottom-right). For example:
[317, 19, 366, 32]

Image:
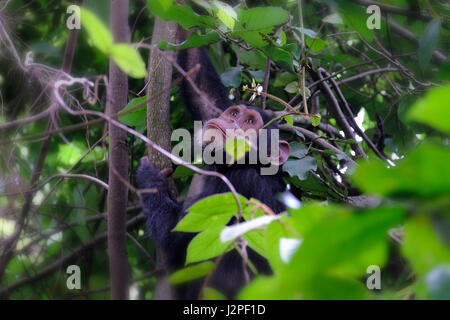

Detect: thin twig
[261, 58, 271, 109]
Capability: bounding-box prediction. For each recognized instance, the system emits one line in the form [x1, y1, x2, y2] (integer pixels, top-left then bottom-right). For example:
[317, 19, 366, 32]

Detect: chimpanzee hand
[136, 156, 173, 192]
[136, 156, 180, 245]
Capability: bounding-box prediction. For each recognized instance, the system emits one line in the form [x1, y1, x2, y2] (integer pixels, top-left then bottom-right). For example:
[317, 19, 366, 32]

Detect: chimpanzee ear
[270, 140, 290, 166]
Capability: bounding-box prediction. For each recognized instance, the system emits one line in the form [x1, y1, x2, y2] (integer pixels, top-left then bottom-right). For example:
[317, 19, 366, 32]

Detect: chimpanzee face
[202, 105, 290, 166]
[203, 105, 264, 143]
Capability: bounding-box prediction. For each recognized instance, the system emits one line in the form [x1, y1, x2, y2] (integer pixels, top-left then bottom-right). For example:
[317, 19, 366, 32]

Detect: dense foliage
[0, 0, 449, 299]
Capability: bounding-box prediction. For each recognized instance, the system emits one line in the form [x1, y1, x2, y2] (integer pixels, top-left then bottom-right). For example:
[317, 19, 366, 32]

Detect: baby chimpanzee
[136, 47, 289, 299]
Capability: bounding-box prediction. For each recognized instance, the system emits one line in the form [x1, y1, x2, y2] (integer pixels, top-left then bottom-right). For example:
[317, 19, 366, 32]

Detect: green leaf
[243, 229, 267, 257]
[333, 241, 388, 277]
[281, 43, 301, 60]
[248, 70, 265, 82]
[305, 37, 326, 52]
[111, 44, 147, 78]
[418, 19, 441, 70]
[203, 287, 227, 300]
[147, 0, 214, 29]
[220, 66, 243, 88]
[406, 84, 450, 134]
[239, 275, 295, 299]
[175, 193, 247, 232]
[232, 29, 272, 48]
[289, 141, 307, 159]
[338, 1, 374, 41]
[234, 44, 266, 70]
[225, 137, 249, 163]
[292, 27, 317, 38]
[80, 8, 113, 54]
[284, 81, 299, 94]
[352, 143, 450, 197]
[158, 30, 220, 50]
[235, 7, 289, 31]
[288, 207, 404, 277]
[186, 225, 233, 264]
[284, 115, 293, 126]
[118, 96, 146, 126]
[310, 114, 321, 127]
[231, 7, 289, 48]
[299, 273, 372, 299]
[292, 26, 326, 52]
[289, 173, 329, 197]
[169, 261, 215, 284]
[212, 0, 237, 30]
[241, 198, 266, 221]
[264, 46, 294, 71]
[283, 157, 317, 180]
[172, 165, 196, 179]
[288, 203, 343, 236]
[323, 13, 343, 25]
[402, 217, 450, 277]
[274, 72, 297, 87]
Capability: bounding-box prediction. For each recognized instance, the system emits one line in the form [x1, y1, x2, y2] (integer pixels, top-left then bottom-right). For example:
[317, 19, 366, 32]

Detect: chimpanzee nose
[228, 118, 238, 125]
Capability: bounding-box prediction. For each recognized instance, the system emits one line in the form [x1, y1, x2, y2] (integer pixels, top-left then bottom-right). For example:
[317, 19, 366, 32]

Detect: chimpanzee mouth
[203, 124, 228, 144]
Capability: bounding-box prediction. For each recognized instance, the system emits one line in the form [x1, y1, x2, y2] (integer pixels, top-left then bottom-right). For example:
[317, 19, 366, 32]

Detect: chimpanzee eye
[245, 118, 254, 124]
[230, 109, 239, 117]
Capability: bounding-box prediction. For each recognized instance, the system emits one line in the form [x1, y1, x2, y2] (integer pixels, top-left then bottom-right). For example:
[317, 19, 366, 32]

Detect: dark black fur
[178, 47, 232, 121]
[137, 47, 286, 299]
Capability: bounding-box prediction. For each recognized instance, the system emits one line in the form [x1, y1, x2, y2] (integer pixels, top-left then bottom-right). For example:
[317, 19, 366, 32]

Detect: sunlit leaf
[287, 207, 404, 277]
[111, 44, 147, 78]
[212, 0, 237, 30]
[402, 216, 450, 277]
[203, 287, 227, 300]
[175, 193, 247, 232]
[311, 114, 321, 127]
[186, 225, 233, 264]
[406, 84, 450, 134]
[225, 137, 250, 163]
[243, 229, 267, 257]
[284, 115, 293, 126]
[352, 143, 450, 197]
[80, 8, 113, 54]
[169, 261, 215, 284]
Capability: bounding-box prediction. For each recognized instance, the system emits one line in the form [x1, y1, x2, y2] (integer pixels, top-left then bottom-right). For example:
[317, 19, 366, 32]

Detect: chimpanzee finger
[160, 167, 173, 177]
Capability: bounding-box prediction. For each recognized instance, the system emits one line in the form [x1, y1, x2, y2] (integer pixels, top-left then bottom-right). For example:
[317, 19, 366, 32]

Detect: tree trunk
[107, 0, 130, 300]
[146, 18, 180, 300]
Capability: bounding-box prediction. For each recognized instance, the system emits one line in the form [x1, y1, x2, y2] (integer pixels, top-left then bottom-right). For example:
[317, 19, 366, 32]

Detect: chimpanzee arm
[178, 47, 233, 121]
[136, 157, 192, 268]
